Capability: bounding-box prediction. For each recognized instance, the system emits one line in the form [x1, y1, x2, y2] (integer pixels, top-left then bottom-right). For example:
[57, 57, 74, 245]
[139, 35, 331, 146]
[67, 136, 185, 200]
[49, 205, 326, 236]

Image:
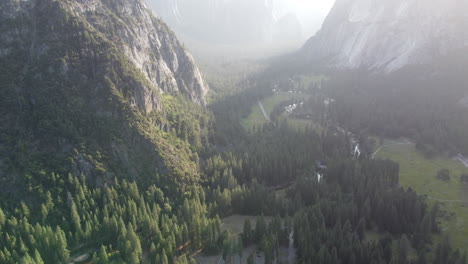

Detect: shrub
[460, 174, 468, 184]
[436, 169, 450, 182]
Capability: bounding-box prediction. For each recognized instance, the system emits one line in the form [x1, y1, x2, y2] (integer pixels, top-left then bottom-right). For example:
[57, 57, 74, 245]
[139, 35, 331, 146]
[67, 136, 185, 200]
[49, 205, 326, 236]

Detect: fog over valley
[147, 0, 335, 59]
[1, 0, 468, 263]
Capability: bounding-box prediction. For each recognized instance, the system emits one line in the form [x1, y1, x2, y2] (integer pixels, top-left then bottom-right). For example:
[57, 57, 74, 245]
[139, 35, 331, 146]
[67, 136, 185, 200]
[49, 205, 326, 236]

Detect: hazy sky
[275, 0, 336, 36]
[284, 0, 336, 14]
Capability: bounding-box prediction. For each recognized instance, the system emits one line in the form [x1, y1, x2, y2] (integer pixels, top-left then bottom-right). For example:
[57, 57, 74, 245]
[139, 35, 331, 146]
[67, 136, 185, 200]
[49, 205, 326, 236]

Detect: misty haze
[147, 0, 334, 59]
[0, 0, 467, 264]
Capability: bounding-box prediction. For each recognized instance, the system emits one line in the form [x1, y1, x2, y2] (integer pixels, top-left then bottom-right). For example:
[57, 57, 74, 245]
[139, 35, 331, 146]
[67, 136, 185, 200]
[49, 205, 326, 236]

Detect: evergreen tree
[33, 250, 45, 264]
[399, 234, 410, 262]
[40, 204, 48, 223]
[70, 200, 82, 235]
[19, 253, 34, 264]
[161, 249, 169, 264]
[0, 208, 5, 228]
[247, 254, 254, 264]
[94, 245, 109, 264]
[255, 215, 266, 243]
[242, 219, 253, 245]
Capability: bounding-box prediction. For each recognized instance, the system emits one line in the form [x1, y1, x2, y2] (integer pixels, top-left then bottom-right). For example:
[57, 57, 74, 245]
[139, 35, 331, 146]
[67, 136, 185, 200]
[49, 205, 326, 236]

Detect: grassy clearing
[220, 215, 273, 234]
[194, 215, 278, 264]
[241, 93, 311, 131]
[241, 73, 327, 132]
[241, 103, 266, 130]
[285, 118, 324, 134]
[375, 143, 468, 251]
[262, 93, 306, 115]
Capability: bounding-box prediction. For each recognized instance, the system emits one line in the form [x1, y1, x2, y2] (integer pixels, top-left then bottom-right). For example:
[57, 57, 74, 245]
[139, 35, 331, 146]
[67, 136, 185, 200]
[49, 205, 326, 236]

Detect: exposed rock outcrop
[1, 0, 207, 112]
[0, 0, 208, 188]
[302, 0, 468, 72]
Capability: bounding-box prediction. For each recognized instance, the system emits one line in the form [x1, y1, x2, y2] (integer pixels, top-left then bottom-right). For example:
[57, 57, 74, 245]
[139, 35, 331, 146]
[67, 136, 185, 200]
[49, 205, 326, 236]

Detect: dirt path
[258, 101, 271, 122]
[456, 154, 468, 168]
[69, 252, 91, 264]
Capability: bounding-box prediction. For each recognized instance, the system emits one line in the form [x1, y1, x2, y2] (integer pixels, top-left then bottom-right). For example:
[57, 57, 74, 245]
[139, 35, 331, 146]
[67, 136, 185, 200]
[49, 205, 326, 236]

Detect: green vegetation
[240, 73, 326, 131]
[324, 71, 468, 156]
[375, 142, 468, 251]
[1, 0, 467, 263]
[241, 102, 266, 130]
[286, 117, 324, 134]
[0, 0, 212, 195]
[241, 93, 311, 130]
[0, 173, 219, 264]
[262, 93, 301, 115]
[206, 68, 459, 263]
[0, 0, 215, 262]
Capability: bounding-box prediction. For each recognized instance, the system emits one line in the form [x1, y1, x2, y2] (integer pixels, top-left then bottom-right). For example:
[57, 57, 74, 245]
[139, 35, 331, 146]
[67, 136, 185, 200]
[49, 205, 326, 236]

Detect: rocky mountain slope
[302, 0, 468, 72]
[0, 0, 210, 195]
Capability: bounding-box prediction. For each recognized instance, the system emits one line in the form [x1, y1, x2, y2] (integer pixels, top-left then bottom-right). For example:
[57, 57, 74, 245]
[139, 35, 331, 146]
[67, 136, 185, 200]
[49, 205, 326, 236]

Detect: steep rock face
[0, 0, 209, 191]
[78, 0, 207, 106]
[302, 0, 468, 72]
[1, 0, 207, 111]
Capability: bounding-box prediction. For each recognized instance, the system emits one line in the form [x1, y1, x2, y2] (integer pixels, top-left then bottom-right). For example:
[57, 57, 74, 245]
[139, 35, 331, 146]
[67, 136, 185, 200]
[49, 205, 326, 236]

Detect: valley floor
[375, 141, 468, 251]
[194, 215, 295, 264]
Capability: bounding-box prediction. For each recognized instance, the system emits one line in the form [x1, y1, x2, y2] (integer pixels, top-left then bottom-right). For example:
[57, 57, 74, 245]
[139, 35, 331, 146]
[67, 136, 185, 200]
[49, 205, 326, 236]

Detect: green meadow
[375, 142, 468, 251]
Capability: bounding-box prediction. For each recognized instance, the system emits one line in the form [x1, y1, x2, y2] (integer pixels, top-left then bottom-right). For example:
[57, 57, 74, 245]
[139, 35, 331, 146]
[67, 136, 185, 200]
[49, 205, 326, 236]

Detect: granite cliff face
[302, 0, 468, 72]
[0, 0, 209, 188]
[1, 0, 207, 110]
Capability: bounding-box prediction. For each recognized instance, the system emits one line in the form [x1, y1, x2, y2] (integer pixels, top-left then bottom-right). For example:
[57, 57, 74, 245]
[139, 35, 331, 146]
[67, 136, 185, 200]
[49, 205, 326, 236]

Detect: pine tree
[55, 226, 70, 263]
[399, 234, 410, 262]
[356, 218, 366, 241]
[45, 191, 54, 211]
[247, 254, 254, 264]
[19, 252, 34, 264]
[97, 245, 109, 263]
[124, 225, 142, 264]
[242, 219, 252, 245]
[70, 200, 82, 235]
[237, 237, 243, 264]
[262, 235, 273, 264]
[40, 204, 48, 223]
[20, 202, 30, 218]
[161, 249, 169, 264]
[255, 215, 266, 243]
[0, 208, 5, 228]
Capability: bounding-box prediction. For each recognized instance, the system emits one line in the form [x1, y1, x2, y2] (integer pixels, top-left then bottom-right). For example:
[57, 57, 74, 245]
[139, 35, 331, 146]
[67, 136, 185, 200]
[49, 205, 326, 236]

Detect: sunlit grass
[376, 143, 468, 251]
[241, 93, 309, 130]
[262, 93, 306, 114]
[286, 118, 323, 134]
[241, 103, 265, 131]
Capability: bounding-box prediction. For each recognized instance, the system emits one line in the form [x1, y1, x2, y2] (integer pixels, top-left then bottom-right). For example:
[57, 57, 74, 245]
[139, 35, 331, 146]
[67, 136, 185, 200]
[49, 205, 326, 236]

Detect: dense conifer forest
[3, 65, 466, 263]
[1, 0, 468, 263]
